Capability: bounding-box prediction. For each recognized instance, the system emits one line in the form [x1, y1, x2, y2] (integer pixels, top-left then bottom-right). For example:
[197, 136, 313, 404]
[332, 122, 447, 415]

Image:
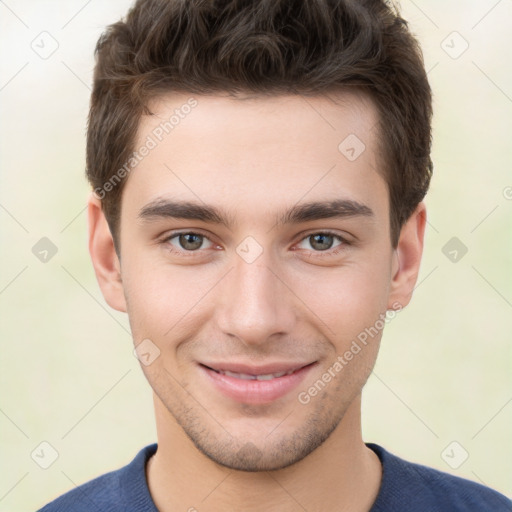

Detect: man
[39, 0, 511, 510]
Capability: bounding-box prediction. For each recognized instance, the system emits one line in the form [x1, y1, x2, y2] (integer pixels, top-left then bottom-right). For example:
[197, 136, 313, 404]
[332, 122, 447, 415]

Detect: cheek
[121, 255, 215, 342]
[289, 258, 392, 339]
[121, 254, 173, 340]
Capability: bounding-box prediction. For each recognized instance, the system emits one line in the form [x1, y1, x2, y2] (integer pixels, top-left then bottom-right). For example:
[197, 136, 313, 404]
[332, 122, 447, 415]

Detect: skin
[88, 91, 426, 511]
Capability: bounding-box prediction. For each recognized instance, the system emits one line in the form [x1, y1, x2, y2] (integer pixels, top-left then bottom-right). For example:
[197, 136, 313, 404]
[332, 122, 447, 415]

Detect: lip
[199, 361, 317, 404]
[201, 361, 313, 375]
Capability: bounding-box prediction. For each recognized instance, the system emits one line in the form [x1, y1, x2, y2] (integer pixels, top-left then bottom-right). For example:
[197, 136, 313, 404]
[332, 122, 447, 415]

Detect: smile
[210, 368, 297, 380]
[199, 362, 317, 404]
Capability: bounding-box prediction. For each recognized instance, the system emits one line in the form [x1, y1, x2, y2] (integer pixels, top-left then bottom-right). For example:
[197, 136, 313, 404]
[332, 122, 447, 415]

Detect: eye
[295, 231, 347, 252]
[164, 232, 215, 253]
[160, 230, 349, 258]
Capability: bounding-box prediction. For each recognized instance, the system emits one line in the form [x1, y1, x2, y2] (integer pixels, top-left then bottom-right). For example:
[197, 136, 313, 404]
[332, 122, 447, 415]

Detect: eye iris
[179, 233, 203, 250]
[310, 234, 333, 251]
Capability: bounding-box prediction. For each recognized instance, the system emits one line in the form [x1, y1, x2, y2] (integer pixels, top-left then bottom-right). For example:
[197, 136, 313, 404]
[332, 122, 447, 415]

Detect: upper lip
[200, 361, 315, 375]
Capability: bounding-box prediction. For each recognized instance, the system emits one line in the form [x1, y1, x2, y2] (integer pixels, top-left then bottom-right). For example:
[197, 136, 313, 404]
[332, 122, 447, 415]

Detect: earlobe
[387, 202, 427, 310]
[87, 193, 127, 312]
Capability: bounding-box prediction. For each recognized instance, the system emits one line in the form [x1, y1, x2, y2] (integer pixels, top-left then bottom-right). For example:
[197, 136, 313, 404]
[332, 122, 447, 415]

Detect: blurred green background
[1, 1, 511, 510]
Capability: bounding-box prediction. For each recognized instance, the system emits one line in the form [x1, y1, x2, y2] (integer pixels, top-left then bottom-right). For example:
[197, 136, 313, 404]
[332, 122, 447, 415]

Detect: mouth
[209, 368, 297, 380]
[198, 361, 317, 404]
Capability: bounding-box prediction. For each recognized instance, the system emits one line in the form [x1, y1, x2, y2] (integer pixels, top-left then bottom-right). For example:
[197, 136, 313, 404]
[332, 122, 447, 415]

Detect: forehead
[122, 91, 388, 227]
[141, 90, 380, 156]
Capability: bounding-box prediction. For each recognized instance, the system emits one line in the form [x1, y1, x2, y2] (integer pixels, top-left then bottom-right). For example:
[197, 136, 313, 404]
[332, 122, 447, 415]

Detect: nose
[214, 251, 296, 346]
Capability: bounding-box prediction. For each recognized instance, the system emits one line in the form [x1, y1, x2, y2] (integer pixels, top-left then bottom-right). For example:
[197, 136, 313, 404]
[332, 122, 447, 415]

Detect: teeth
[256, 373, 279, 381]
[223, 371, 256, 380]
[219, 369, 296, 380]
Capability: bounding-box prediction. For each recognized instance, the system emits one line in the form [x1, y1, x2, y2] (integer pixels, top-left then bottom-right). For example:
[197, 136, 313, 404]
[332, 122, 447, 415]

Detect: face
[91, 91, 422, 472]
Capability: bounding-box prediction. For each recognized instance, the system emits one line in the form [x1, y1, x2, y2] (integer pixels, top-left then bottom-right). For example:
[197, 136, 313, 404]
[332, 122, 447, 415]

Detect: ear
[87, 192, 127, 312]
[387, 202, 427, 310]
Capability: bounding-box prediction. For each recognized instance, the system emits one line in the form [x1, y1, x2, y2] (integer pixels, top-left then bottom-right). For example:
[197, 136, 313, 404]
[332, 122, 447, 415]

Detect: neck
[146, 393, 381, 511]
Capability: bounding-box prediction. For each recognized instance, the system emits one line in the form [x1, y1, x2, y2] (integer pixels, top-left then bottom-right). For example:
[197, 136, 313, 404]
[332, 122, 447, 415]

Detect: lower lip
[199, 363, 316, 404]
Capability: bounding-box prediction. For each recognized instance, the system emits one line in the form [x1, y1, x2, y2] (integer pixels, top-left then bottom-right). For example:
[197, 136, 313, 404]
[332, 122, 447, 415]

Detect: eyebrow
[138, 197, 374, 229]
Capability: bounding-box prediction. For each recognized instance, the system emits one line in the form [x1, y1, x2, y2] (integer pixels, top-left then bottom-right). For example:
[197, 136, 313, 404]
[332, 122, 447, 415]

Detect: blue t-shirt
[38, 443, 512, 511]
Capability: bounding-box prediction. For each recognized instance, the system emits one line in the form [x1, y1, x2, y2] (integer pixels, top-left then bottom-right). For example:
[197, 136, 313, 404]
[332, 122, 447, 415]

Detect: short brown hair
[87, 0, 433, 250]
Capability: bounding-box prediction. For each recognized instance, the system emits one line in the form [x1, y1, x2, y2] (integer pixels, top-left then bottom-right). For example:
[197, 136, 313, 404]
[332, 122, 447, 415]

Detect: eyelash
[160, 230, 350, 258]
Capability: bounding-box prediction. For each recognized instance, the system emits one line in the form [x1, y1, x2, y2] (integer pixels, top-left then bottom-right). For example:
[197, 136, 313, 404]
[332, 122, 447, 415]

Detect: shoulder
[367, 443, 512, 512]
[37, 444, 158, 512]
